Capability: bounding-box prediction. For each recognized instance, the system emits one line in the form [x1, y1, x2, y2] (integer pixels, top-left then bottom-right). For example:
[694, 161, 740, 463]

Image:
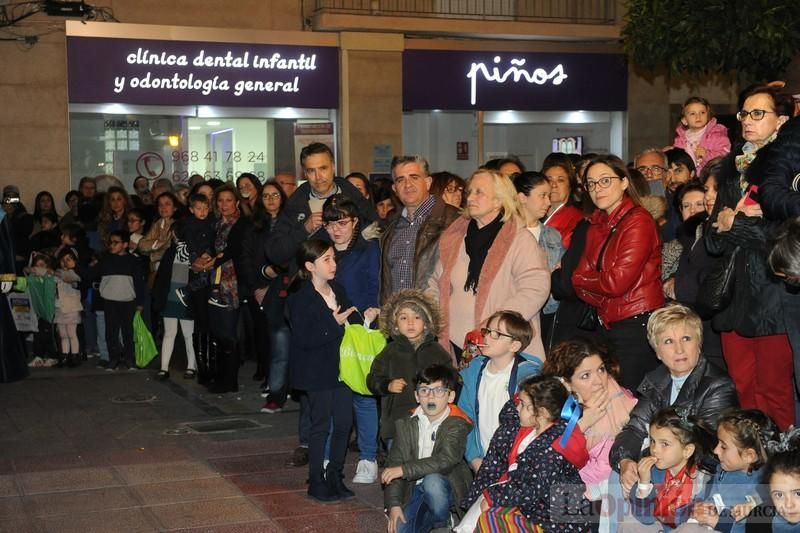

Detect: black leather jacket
[610, 357, 738, 470]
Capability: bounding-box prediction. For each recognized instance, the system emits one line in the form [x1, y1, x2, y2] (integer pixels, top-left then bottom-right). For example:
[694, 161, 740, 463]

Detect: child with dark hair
[687, 409, 777, 533]
[54, 248, 83, 367]
[622, 408, 716, 532]
[322, 194, 383, 483]
[743, 427, 800, 531]
[30, 212, 61, 253]
[383, 364, 473, 533]
[92, 230, 145, 371]
[175, 193, 220, 307]
[458, 375, 589, 532]
[367, 289, 453, 449]
[287, 239, 374, 503]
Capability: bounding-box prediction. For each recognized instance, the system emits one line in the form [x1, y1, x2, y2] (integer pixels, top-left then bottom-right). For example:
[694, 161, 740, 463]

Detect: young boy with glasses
[92, 230, 145, 371]
[457, 310, 542, 473]
[382, 364, 473, 533]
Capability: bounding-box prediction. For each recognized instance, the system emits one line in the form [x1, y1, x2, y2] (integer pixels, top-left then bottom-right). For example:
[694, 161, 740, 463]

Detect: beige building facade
[0, 0, 740, 207]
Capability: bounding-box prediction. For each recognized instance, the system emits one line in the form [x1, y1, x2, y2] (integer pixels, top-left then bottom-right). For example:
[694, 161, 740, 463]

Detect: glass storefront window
[69, 106, 336, 191]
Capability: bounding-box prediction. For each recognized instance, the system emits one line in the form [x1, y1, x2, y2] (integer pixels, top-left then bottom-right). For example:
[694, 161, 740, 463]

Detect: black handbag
[695, 246, 739, 318]
[577, 210, 635, 331]
[577, 303, 599, 331]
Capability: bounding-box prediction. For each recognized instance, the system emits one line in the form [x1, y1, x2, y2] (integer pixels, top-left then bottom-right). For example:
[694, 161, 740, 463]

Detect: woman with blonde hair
[428, 169, 550, 363]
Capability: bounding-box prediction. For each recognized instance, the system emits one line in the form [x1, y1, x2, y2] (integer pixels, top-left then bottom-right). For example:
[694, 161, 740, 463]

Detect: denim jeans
[398, 473, 453, 533]
[96, 310, 109, 362]
[352, 393, 378, 461]
[265, 294, 290, 405]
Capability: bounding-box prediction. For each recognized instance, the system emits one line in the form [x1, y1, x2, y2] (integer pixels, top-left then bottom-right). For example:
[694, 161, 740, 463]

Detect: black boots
[307, 470, 338, 504]
[306, 465, 355, 504]
[326, 463, 355, 500]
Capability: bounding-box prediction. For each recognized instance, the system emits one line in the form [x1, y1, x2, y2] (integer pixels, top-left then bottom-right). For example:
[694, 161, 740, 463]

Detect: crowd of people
[2, 83, 800, 532]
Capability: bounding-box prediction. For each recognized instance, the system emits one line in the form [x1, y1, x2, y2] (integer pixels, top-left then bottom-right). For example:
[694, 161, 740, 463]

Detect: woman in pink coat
[428, 169, 550, 364]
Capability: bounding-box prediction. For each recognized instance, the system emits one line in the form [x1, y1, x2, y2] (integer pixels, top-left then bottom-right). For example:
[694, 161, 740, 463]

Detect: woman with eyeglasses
[430, 171, 467, 209]
[318, 194, 382, 484]
[703, 84, 795, 430]
[428, 169, 551, 365]
[243, 180, 287, 392]
[572, 154, 664, 391]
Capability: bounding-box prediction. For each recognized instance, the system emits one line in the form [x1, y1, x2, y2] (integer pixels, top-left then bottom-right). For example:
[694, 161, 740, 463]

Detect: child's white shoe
[352, 459, 378, 484]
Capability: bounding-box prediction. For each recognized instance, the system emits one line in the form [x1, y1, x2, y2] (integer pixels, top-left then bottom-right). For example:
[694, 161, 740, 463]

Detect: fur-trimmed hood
[379, 288, 442, 338]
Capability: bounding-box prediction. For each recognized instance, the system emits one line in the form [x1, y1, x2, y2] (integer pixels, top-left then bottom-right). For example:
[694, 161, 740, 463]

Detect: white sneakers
[352, 459, 378, 484]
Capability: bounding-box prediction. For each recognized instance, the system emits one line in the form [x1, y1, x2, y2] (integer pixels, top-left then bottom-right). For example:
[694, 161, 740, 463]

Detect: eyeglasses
[262, 192, 281, 199]
[636, 166, 666, 176]
[416, 386, 450, 397]
[323, 218, 353, 229]
[584, 176, 623, 192]
[445, 185, 464, 194]
[736, 109, 776, 122]
[480, 327, 515, 340]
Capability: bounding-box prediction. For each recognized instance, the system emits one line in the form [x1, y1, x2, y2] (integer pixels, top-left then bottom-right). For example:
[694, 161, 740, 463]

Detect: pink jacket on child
[673, 117, 731, 172]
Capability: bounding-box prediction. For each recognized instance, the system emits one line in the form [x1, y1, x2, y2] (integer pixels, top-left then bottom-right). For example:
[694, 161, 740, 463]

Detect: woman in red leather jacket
[572, 154, 664, 390]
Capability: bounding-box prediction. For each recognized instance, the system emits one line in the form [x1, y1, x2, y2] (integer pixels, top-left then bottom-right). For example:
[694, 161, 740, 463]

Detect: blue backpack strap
[473, 356, 491, 427]
[507, 353, 528, 397]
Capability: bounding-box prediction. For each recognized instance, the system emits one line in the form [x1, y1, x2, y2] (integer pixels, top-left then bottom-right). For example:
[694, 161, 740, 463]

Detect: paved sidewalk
[0, 362, 387, 532]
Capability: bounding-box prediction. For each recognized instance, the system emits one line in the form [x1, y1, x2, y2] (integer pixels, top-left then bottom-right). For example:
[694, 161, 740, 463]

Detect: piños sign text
[67, 37, 339, 108]
[403, 50, 627, 111]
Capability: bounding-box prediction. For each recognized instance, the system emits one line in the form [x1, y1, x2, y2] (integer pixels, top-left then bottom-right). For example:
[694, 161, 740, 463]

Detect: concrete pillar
[338, 32, 404, 175]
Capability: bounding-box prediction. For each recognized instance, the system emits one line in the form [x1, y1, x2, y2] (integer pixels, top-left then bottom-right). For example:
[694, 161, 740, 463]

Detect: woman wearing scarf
[428, 168, 550, 364]
[704, 85, 795, 430]
[542, 337, 637, 531]
[191, 184, 253, 394]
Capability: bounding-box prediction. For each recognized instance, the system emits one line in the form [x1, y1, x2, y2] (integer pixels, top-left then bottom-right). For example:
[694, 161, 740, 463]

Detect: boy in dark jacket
[175, 193, 219, 307]
[366, 289, 453, 446]
[382, 364, 472, 533]
[94, 230, 145, 370]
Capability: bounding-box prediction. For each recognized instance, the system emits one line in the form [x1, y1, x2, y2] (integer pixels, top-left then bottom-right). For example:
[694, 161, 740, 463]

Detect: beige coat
[428, 216, 550, 359]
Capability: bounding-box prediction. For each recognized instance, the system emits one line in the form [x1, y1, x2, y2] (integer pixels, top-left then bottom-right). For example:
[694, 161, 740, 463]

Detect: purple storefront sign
[403, 50, 627, 111]
[67, 36, 339, 108]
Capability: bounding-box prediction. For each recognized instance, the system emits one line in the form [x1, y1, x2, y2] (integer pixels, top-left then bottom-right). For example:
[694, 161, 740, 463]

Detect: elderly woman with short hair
[428, 168, 550, 363]
[610, 303, 738, 498]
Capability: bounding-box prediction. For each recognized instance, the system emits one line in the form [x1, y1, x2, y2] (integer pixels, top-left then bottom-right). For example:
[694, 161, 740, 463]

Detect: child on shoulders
[672, 96, 730, 172]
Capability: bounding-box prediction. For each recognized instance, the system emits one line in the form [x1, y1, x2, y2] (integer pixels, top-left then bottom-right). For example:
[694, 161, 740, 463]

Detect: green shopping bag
[27, 274, 56, 322]
[133, 311, 158, 368]
[339, 323, 386, 395]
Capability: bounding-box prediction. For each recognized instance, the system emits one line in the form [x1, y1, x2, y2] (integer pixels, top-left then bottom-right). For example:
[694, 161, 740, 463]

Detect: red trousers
[721, 331, 795, 430]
